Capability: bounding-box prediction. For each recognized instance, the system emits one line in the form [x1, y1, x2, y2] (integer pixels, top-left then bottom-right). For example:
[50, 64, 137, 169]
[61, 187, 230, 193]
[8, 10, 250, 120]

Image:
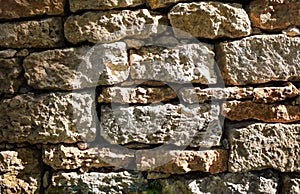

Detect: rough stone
[136, 149, 228, 174]
[169, 2, 251, 39]
[0, 0, 65, 20]
[98, 87, 177, 104]
[69, 0, 144, 12]
[283, 26, 300, 37]
[0, 148, 41, 193]
[23, 42, 129, 90]
[222, 101, 300, 123]
[101, 103, 222, 147]
[43, 145, 134, 171]
[147, 0, 191, 9]
[64, 9, 166, 44]
[130, 43, 217, 84]
[228, 122, 300, 172]
[0, 58, 23, 95]
[248, 0, 300, 31]
[0, 92, 97, 144]
[0, 18, 63, 48]
[0, 49, 17, 58]
[160, 170, 278, 194]
[216, 35, 300, 85]
[282, 175, 300, 194]
[46, 171, 147, 193]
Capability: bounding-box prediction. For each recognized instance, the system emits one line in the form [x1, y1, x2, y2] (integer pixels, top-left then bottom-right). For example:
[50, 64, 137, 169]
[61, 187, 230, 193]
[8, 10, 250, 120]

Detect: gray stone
[46, 171, 147, 194]
[216, 35, 300, 85]
[64, 9, 166, 44]
[169, 2, 251, 39]
[130, 43, 217, 84]
[228, 122, 300, 172]
[101, 103, 222, 147]
[0, 92, 97, 144]
[23, 42, 129, 90]
[0, 18, 64, 48]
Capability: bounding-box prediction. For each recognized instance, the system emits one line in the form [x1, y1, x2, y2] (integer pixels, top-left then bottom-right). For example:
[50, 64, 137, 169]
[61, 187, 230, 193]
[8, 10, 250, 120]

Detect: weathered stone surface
[101, 103, 222, 147]
[0, 148, 41, 193]
[46, 171, 147, 193]
[169, 2, 251, 39]
[282, 175, 300, 194]
[216, 35, 300, 85]
[43, 145, 134, 171]
[0, 49, 17, 58]
[0, 58, 23, 95]
[228, 122, 300, 172]
[130, 43, 217, 84]
[0, 92, 96, 144]
[253, 82, 299, 103]
[248, 0, 300, 31]
[70, 0, 144, 12]
[0, 0, 65, 20]
[283, 26, 300, 37]
[0, 18, 63, 48]
[64, 9, 166, 44]
[23, 42, 129, 90]
[147, 0, 189, 9]
[160, 170, 278, 194]
[98, 87, 177, 104]
[222, 101, 300, 123]
[136, 149, 228, 174]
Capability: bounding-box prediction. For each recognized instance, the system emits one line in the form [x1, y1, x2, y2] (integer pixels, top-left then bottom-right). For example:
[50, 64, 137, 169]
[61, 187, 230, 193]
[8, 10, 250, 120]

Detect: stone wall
[0, 0, 299, 193]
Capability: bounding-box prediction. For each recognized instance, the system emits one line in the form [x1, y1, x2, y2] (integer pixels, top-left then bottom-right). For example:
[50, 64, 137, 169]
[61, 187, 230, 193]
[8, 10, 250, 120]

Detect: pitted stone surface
[64, 9, 166, 44]
[216, 35, 300, 85]
[0, 18, 64, 48]
[136, 149, 228, 174]
[282, 175, 300, 194]
[228, 122, 300, 172]
[101, 103, 222, 147]
[43, 145, 134, 171]
[0, 92, 96, 144]
[169, 2, 251, 39]
[130, 43, 216, 84]
[23, 42, 129, 90]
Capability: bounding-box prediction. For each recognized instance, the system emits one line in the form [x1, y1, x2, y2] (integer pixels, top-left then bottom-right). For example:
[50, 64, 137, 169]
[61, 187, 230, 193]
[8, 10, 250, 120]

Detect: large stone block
[23, 42, 129, 90]
[43, 145, 134, 171]
[64, 9, 166, 44]
[248, 0, 300, 31]
[101, 103, 222, 147]
[0, 92, 96, 144]
[69, 0, 144, 12]
[46, 171, 147, 193]
[136, 149, 228, 174]
[169, 2, 251, 39]
[130, 43, 217, 84]
[228, 122, 300, 172]
[0, 148, 42, 193]
[0, 58, 23, 95]
[222, 101, 300, 123]
[216, 35, 300, 85]
[0, 18, 64, 48]
[160, 170, 278, 194]
[0, 0, 65, 20]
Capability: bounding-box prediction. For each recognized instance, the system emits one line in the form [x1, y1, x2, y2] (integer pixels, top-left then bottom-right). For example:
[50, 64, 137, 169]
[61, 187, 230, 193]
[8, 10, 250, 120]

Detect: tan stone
[136, 149, 228, 174]
[223, 100, 300, 123]
[43, 145, 134, 171]
[169, 2, 251, 39]
[216, 35, 300, 85]
[147, 0, 191, 9]
[0, 92, 97, 144]
[23, 43, 129, 90]
[283, 26, 300, 37]
[228, 122, 300, 172]
[0, 148, 41, 193]
[64, 9, 166, 44]
[98, 87, 177, 104]
[0, 18, 63, 48]
[0, 58, 23, 95]
[69, 0, 144, 12]
[248, 0, 300, 31]
[0, 49, 17, 58]
[130, 43, 217, 84]
[282, 175, 300, 194]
